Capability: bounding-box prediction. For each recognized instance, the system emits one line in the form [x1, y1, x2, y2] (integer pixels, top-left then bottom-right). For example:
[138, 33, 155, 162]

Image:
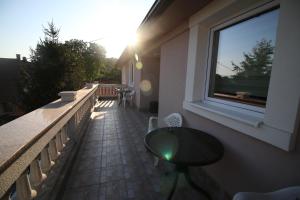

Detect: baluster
[75, 112, 78, 127]
[55, 132, 63, 152]
[40, 147, 54, 173]
[16, 172, 37, 200]
[60, 130, 66, 148]
[65, 126, 70, 141]
[49, 139, 60, 161]
[1, 191, 12, 200]
[29, 158, 47, 187]
[76, 112, 79, 126]
[61, 126, 69, 146]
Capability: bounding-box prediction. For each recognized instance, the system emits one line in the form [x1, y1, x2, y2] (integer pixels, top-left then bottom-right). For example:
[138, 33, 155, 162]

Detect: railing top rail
[0, 85, 98, 173]
[98, 83, 124, 87]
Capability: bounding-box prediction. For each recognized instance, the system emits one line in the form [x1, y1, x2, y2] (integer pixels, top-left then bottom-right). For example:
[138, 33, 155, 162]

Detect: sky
[0, 0, 155, 59]
[216, 9, 279, 77]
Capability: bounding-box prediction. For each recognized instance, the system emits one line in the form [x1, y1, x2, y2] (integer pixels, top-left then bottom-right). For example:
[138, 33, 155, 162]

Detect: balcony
[0, 84, 227, 200]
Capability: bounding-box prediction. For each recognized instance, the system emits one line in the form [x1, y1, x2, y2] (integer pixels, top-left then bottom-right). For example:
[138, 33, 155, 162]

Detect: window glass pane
[208, 9, 279, 107]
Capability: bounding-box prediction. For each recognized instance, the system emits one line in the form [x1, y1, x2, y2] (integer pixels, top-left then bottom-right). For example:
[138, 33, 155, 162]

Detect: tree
[19, 21, 119, 112]
[23, 26, 66, 110]
[43, 20, 60, 43]
[224, 39, 275, 98]
[231, 39, 274, 79]
[19, 23, 88, 111]
[98, 58, 121, 83]
[63, 39, 87, 90]
[84, 43, 106, 82]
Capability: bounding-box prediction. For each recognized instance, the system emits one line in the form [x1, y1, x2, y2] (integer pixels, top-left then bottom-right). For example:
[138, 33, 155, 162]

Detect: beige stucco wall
[121, 56, 160, 111]
[121, 65, 127, 85]
[121, 60, 142, 108]
[158, 29, 300, 196]
[133, 61, 142, 109]
[139, 56, 160, 110]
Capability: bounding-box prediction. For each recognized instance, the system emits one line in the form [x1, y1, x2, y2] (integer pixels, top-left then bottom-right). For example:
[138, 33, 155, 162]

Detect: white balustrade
[1, 192, 11, 200]
[16, 172, 37, 200]
[29, 159, 47, 187]
[49, 139, 60, 161]
[0, 84, 98, 199]
[55, 132, 64, 153]
[61, 126, 70, 146]
[40, 147, 54, 173]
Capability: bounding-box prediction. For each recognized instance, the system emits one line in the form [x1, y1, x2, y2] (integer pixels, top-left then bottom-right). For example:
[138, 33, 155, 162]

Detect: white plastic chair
[148, 113, 182, 132]
[123, 90, 135, 108]
[147, 113, 183, 166]
[233, 186, 300, 200]
[127, 90, 135, 106]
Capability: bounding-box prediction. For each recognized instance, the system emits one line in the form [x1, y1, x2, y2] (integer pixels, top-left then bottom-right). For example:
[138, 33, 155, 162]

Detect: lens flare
[136, 61, 143, 69]
[128, 33, 138, 47]
[139, 80, 151, 92]
[135, 53, 139, 61]
[163, 152, 172, 160]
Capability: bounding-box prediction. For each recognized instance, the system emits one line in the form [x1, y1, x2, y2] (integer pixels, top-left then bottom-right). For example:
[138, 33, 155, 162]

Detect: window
[207, 9, 279, 111]
[183, 0, 300, 151]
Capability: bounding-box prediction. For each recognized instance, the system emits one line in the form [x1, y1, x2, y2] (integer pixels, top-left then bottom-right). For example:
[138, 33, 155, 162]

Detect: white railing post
[16, 172, 37, 200]
[1, 192, 11, 200]
[55, 132, 63, 153]
[61, 126, 70, 146]
[49, 139, 60, 161]
[29, 159, 47, 187]
[40, 147, 54, 173]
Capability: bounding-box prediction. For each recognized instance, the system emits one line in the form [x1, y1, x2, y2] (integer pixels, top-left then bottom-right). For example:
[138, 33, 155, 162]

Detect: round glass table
[144, 127, 224, 200]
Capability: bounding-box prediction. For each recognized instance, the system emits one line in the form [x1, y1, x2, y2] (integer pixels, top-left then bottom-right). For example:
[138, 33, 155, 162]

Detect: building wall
[0, 59, 21, 104]
[121, 60, 142, 108]
[158, 30, 300, 196]
[121, 65, 127, 85]
[139, 56, 160, 111]
[121, 56, 160, 111]
[133, 61, 142, 109]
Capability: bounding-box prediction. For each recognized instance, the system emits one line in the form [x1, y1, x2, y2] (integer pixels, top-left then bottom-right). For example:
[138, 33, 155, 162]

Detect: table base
[167, 166, 211, 200]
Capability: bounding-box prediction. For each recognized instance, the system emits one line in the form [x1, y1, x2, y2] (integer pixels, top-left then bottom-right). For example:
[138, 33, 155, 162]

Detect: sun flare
[127, 33, 138, 47]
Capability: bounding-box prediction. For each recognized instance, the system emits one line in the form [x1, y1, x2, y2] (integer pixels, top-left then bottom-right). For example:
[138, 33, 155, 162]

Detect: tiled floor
[61, 100, 162, 200]
[61, 100, 226, 200]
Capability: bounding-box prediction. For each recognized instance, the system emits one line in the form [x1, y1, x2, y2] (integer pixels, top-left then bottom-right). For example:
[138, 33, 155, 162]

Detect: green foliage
[214, 39, 275, 98]
[43, 20, 60, 43]
[231, 39, 274, 78]
[84, 43, 106, 81]
[19, 22, 120, 111]
[98, 57, 121, 83]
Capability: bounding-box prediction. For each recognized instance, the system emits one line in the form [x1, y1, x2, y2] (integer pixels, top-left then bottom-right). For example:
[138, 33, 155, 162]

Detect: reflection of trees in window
[214, 39, 274, 103]
[231, 39, 274, 78]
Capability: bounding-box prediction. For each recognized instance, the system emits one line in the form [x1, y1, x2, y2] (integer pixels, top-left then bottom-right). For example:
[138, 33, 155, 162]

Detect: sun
[128, 33, 138, 47]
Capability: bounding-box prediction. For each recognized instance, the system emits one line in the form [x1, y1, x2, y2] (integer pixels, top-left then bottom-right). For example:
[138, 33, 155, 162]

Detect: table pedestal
[167, 165, 211, 200]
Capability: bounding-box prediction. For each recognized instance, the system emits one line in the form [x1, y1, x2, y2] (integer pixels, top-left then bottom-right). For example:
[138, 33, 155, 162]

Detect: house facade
[118, 0, 300, 196]
[0, 55, 26, 124]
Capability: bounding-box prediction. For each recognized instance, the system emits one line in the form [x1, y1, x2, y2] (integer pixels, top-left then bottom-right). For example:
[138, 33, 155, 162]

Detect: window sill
[188, 101, 263, 127]
[183, 100, 294, 151]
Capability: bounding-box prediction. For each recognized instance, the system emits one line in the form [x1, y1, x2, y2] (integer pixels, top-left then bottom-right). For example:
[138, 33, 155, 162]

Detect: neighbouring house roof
[0, 58, 22, 103]
[117, 0, 212, 66]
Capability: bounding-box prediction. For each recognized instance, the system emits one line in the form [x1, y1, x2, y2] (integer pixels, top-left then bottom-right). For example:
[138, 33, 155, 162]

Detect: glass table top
[144, 127, 224, 166]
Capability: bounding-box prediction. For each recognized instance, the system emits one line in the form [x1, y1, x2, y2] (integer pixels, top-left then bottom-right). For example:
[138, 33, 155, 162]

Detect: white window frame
[204, 13, 273, 115]
[183, 0, 300, 151]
